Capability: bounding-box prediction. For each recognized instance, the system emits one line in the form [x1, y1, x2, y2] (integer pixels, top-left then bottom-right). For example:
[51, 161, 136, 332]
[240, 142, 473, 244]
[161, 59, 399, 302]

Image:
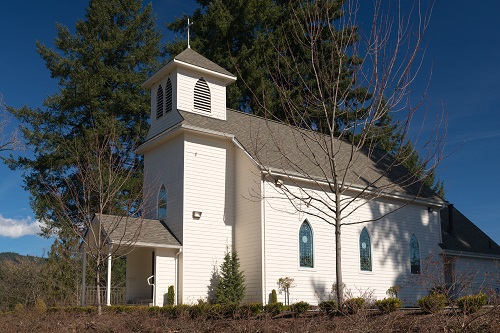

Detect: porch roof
[94, 214, 181, 249]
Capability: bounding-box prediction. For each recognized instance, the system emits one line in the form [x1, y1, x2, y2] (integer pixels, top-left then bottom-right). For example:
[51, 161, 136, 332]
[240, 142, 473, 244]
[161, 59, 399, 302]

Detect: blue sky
[0, 1, 499, 256]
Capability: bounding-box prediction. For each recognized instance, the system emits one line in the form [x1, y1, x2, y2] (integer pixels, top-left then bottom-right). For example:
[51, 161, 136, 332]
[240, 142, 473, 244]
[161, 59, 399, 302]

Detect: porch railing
[84, 286, 126, 305]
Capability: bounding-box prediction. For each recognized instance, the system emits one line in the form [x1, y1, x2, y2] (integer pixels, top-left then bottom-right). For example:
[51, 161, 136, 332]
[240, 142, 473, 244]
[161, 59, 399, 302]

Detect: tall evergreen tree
[6, 0, 162, 238]
[165, 0, 444, 197]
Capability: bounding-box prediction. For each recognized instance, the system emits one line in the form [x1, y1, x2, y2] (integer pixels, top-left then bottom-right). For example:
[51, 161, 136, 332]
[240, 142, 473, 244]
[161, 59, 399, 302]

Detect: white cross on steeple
[185, 18, 194, 49]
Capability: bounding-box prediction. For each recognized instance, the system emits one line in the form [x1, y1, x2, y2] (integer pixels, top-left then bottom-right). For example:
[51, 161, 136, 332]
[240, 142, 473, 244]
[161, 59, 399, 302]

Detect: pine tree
[214, 249, 246, 304]
[6, 0, 162, 238]
[166, 0, 444, 195]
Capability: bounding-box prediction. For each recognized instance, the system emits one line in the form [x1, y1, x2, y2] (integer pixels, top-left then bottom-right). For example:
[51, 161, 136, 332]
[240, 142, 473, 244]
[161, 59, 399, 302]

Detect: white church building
[86, 48, 500, 307]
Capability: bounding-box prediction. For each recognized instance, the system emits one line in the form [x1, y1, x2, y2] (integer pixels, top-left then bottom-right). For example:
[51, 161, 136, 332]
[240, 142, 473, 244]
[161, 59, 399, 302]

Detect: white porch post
[81, 249, 86, 307]
[106, 244, 112, 306]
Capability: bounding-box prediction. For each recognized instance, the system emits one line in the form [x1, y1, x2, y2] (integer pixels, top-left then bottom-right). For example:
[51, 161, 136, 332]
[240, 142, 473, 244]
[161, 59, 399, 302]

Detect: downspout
[175, 248, 182, 305]
[261, 172, 267, 304]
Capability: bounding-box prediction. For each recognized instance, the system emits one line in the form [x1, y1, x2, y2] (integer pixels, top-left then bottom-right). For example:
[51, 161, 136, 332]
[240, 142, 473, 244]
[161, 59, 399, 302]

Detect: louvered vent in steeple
[194, 77, 211, 112]
[165, 78, 172, 113]
[156, 84, 164, 119]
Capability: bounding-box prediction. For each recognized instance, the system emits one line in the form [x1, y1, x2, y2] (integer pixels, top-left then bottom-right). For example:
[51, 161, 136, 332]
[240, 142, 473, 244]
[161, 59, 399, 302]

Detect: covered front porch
[81, 214, 182, 307]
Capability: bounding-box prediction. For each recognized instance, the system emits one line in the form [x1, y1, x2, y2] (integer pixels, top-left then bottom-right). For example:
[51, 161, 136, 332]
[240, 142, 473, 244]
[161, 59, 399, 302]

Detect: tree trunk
[335, 220, 343, 306]
[96, 258, 101, 315]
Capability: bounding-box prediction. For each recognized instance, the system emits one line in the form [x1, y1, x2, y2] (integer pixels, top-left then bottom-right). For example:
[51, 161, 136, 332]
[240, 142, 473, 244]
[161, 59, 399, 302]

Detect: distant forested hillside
[0, 252, 43, 263]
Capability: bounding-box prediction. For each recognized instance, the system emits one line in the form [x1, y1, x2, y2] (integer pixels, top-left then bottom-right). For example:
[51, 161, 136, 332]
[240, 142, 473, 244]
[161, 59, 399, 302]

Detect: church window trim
[156, 84, 164, 119]
[299, 220, 314, 268]
[410, 234, 421, 274]
[165, 77, 173, 114]
[194, 77, 211, 112]
[360, 227, 372, 272]
[158, 185, 167, 219]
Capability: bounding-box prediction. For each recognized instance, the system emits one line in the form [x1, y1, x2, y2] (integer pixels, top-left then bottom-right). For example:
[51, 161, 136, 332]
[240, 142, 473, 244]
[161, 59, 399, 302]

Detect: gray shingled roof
[440, 206, 500, 256]
[94, 214, 181, 248]
[174, 48, 236, 78]
[178, 109, 440, 200]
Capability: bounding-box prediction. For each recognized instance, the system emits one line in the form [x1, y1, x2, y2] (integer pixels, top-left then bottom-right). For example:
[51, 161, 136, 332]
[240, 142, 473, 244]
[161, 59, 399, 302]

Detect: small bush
[343, 297, 365, 315]
[456, 293, 487, 315]
[319, 300, 338, 315]
[238, 303, 262, 318]
[174, 304, 191, 318]
[189, 302, 210, 319]
[270, 289, 278, 304]
[34, 299, 47, 314]
[13, 303, 24, 314]
[417, 293, 446, 314]
[386, 286, 402, 298]
[105, 305, 136, 314]
[210, 303, 239, 319]
[375, 298, 402, 314]
[166, 285, 175, 305]
[264, 302, 283, 316]
[290, 301, 310, 315]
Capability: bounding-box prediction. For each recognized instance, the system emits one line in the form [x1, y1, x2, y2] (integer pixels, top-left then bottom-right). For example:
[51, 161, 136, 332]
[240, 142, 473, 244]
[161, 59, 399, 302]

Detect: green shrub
[343, 297, 365, 315]
[189, 302, 210, 319]
[375, 298, 402, 314]
[174, 304, 191, 318]
[238, 303, 262, 318]
[290, 301, 310, 315]
[386, 286, 402, 298]
[105, 305, 136, 314]
[34, 298, 47, 314]
[270, 289, 278, 304]
[160, 305, 176, 318]
[63, 306, 96, 314]
[13, 303, 24, 314]
[319, 300, 338, 315]
[417, 293, 446, 314]
[167, 285, 175, 305]
[214, 250, 246, 304]
[456, 293, 487, 315]
[210, 303, 239, 319]
[264, 302, 283, 316]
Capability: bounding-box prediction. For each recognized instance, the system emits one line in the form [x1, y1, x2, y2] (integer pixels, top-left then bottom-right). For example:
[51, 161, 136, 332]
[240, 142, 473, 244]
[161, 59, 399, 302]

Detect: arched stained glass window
[158, 185, 167, 219]
[299, 221, 313, 268]
[360, 227, 372, 271]
[194, 77, 211, 112]
[165, 78, 172, 113]
[156, 84, 164, 119]
[410, 234, 421, 274]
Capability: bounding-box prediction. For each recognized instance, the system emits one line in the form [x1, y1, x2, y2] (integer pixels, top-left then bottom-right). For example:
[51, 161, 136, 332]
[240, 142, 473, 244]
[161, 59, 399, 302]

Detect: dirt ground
[1, 307, 499, 333]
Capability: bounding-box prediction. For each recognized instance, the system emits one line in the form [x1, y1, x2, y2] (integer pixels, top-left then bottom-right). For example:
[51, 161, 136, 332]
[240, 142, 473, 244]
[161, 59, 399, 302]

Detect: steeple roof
[174, 48, 235, 78]
[142, 48, 236, 89]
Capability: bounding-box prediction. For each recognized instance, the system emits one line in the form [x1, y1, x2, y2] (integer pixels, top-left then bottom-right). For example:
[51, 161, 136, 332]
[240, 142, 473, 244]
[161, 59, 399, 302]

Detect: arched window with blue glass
[299, 220, 313, 268]
[158, 185, 167, 219]
[410, 234, 421, 274]
[360, 227, 372, 271]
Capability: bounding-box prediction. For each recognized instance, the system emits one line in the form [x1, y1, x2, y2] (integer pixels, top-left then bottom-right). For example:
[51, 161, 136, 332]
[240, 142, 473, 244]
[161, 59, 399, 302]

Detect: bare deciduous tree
[42, 120, 153, 314]
[0, 95, 22, 152]
[250, 0, 446, 305]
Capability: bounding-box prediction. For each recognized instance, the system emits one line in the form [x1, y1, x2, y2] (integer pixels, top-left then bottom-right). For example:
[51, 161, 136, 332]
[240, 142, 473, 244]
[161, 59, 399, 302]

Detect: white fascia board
[112, 241, 182, 249]
[181, 124, 235, 140]
[135, 124, 183, 155]
[261, 169, 444, 208]
[142, 59, 236, 89]
[442, 249, 500, 260]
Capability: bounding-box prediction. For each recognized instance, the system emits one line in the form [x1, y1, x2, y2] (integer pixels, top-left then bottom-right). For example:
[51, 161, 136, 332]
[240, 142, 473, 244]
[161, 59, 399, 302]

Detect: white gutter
[261, 173, 267, 305]
[175, 248, 183, 305]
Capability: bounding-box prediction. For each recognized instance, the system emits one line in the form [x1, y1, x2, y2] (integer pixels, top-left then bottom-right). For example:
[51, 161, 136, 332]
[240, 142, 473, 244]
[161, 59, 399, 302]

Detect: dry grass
[0, 307, 499, 333]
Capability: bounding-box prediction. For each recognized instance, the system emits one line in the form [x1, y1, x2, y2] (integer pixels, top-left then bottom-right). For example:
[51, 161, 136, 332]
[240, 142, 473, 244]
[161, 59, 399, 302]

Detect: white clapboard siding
[262, 179, 442, 305]
[263, 180, 336, 305]
[182, 132, 233, 303]
[234, 148, 263, 303]
[143, 134, 184, 242]
[154, 248, 177, 306]
[452, 256, 500, 297]
[340, 198, 442, 305]
[177, 67, 226, 120]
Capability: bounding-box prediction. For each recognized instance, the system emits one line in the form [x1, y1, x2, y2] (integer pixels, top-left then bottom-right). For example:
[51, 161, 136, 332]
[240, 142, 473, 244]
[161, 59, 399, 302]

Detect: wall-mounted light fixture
[427, 207, 434, 213]
[192, 211, 202, 219]
[275, 178, 283, 187]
